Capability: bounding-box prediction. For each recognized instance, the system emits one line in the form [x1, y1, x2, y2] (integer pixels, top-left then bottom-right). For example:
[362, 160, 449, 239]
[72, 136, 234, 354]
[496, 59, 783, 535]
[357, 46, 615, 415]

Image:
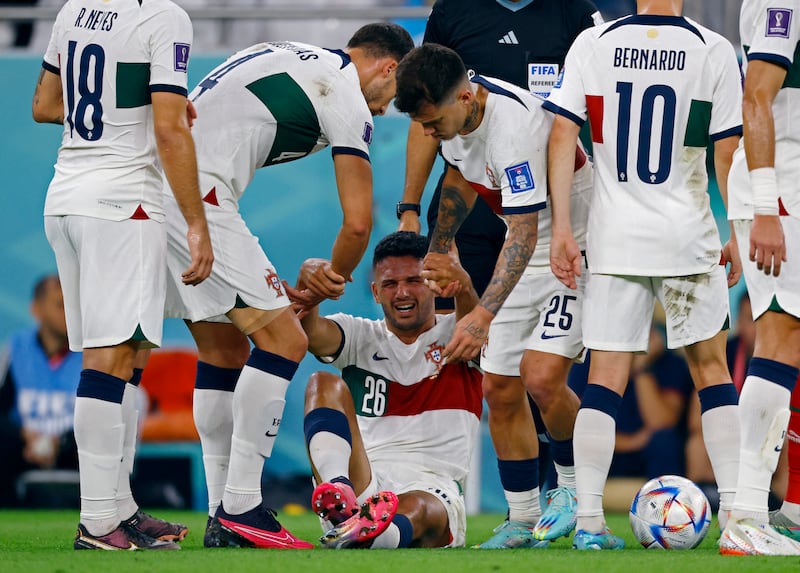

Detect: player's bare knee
[483, 374, 525, 411]
[305, 371, 349, 413]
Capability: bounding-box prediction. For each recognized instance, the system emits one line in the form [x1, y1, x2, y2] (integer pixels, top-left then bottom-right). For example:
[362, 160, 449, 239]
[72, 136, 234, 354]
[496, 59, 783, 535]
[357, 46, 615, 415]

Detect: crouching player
[287, 232, 483, 548]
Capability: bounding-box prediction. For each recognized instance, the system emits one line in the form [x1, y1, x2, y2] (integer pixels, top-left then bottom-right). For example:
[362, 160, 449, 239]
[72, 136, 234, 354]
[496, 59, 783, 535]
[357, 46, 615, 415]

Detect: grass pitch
[0, 510, 796, 572]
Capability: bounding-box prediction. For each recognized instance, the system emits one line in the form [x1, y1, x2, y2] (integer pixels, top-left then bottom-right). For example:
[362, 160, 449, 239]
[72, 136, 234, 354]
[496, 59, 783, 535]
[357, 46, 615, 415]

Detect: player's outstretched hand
[444, 306, 492, 363]
[750, 214, 786, 277]
[721, 236, 741, 288]
[182, 224, 214, 285]
[550, 231, 582, 290]
[298, 258, 347, 300]
[422, 251, 467, 295]
[282, 280, 319, 319]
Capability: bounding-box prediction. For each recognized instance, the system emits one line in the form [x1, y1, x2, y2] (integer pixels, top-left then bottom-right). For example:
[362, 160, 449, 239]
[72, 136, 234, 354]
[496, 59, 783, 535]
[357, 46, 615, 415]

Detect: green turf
[0, 510, 796, 572]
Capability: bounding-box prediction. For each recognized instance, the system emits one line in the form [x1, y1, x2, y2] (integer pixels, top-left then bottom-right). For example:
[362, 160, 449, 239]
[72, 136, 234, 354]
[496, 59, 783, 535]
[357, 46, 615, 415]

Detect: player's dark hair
[32, 274, 60, 301]
[395, 44, 467, 115]
[347, 23, 414, 64]
[372, 232, 429, 268]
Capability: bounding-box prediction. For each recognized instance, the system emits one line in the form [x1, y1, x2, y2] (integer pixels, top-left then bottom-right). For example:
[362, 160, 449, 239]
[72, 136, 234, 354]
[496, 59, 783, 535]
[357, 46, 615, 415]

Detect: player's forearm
[548, 117, 581, 234]
[453, 274, 479, 321]
[742, 85, 777, 171]
[330, 224, 371, 281]
[479, 212, 538, 316]
[402, 122, 440, 204]
[713, 135, 739, 211]
[158, 128, 207, 229]
[428, 184, 472, 253]
[31, 68, 64, 124]
[300, 306, 342, 357]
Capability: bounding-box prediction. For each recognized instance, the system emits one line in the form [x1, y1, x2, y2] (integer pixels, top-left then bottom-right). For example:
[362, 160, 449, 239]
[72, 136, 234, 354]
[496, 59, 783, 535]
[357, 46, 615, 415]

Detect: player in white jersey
[162, 24, 414, 550]
[545, 0, 743, 550]
[721, 0, 800, 557]
[394, 44, 593, 547]
[32, 0, 213, 551]
[288, 231, 483, 548]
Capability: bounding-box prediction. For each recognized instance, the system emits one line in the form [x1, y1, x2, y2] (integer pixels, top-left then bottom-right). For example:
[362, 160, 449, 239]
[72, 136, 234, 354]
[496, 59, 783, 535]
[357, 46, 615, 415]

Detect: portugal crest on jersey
[265, 269, 284, 297]
[425, 342, 445, 373]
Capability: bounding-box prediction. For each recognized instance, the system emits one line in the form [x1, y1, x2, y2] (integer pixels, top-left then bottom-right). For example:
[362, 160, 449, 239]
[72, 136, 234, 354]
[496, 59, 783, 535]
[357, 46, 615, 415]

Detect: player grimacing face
[372, 256, 436, 335]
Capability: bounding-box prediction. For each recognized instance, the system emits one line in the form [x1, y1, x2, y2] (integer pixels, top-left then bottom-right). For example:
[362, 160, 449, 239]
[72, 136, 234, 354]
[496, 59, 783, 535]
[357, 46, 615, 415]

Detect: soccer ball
[629, 475, 711, 549]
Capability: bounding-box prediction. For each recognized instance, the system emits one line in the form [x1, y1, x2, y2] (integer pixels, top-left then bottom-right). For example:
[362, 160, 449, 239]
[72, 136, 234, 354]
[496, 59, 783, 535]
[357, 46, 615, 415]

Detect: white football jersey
[175, 42, 374, 204]
[545, 15, 743, 276]
[43, 0, 192, 221]
[441, 75, 591, 273]
[728, 0, 800, 220]
[323, 313, 483, 492]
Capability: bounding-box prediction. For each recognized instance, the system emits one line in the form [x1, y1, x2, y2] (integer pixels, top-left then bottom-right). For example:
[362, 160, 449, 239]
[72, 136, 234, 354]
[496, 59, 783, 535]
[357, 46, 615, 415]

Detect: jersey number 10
[615, 81, 676, 185]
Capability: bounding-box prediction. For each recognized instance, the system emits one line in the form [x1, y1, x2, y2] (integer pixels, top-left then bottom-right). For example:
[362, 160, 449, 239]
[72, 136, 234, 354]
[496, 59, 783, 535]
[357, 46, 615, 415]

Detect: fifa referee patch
[505, 162, 535, 193]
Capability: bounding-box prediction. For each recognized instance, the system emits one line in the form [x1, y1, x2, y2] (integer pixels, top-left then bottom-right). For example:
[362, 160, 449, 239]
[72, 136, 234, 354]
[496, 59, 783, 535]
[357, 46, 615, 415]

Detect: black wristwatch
[396, 202, 421, 219]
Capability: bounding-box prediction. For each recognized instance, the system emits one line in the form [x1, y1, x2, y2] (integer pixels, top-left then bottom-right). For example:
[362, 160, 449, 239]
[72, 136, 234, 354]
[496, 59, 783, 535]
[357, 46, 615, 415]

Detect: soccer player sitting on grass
[286, 232, 483, 548]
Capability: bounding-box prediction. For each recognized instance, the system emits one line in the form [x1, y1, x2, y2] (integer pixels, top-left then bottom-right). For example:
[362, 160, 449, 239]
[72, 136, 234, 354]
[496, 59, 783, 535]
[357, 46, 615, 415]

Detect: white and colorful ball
[629, 474, 711, 549]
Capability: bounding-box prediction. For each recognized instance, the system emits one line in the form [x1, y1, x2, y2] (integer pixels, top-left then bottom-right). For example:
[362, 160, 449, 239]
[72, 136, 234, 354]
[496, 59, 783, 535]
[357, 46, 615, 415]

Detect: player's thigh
[45, 216, 82, 351]
[583, 273, 654, 352]
[165, 191, 290, 323]
[655, 267, 729, 350]
[734, 217, 800, 320]
[50, 216, 167, 350]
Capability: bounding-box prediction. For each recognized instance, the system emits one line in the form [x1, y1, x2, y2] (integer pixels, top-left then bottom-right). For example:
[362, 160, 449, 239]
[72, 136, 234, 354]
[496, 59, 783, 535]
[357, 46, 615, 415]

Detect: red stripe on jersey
[574, 144, 587, 171]
[779, 197, 789, 216]
[586, 95, 604, 144]
[468, 181, 503, 215]
[383, 363, 483, 419]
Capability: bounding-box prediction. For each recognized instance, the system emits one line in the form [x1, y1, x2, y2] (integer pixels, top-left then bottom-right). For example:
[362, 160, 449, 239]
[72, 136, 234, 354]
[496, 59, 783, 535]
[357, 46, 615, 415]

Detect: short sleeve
[148, 3, 193, 96]
[42, 7, 66, 73]
[747, 4, 800, 70]
[319, 83, 372, 162]
[542, 30, 592, 126]
[710, 39, 744, 141]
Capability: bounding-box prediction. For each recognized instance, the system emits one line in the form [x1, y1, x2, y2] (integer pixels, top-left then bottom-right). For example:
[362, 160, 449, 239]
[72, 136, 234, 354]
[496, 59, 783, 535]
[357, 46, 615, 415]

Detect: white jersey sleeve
[545, 29, 593, 125]
[316, 63, 373, 162]
[148, 3, 192, 94]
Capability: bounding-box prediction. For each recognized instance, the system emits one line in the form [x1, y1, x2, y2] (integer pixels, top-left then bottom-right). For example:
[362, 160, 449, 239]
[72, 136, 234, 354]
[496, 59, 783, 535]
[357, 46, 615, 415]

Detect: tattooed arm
[32, 68, 64, 125]
[428, 165, 477, 254]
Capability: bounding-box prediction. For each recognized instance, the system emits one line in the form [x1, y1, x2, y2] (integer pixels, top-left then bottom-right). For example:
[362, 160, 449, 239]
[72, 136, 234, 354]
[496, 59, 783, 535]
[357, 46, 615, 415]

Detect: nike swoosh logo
[452, 157, 463, 162]
[540, 332, 568, 340]
[220, 520, 299, 547]
[265, 431, 278, 437]
[372, 352, 389, 361]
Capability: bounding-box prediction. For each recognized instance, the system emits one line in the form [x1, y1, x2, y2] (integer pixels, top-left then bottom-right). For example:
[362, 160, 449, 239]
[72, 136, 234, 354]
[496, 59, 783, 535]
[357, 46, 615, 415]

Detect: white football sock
[308, 431, 352, 483]
[75, 396, 124, 536]
[700, 403, 740, 516]
[116, 383, 139, 521]
[371, 522, 401, 548]
[194, 388, 234, 517]
[734, 375, 791, 521]
[505, 488, 541, 524]
[222, 365, 289, 515]
[574, 408, 615, 533]
[554, 462, 577, 490]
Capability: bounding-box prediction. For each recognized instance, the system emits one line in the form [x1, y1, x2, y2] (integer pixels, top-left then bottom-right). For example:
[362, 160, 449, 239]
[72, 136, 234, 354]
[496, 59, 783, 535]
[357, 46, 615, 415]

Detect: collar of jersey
[325, 48, 351, 69]
[495, 0, 535, 13]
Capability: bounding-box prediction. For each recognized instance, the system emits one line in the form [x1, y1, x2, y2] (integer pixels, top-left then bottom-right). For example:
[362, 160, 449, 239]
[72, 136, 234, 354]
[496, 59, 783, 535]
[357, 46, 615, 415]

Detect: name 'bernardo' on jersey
[74, 8, 117, 32]
[613, 47, 686, 71]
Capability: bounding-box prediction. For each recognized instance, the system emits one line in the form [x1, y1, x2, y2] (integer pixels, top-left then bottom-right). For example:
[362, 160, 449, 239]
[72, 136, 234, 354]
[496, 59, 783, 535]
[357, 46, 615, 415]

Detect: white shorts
[583, 267, 729, 352]
[481, 268, 586, 376]
[733, 217, 800, 319]
[44, 215, 166, 351]
[164, 189, 290, 322]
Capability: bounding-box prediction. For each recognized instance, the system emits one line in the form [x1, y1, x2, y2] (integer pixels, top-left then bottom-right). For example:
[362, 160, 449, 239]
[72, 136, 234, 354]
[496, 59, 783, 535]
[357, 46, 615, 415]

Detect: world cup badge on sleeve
[766, 8, 792, 38]
[174, 43, 190, 72]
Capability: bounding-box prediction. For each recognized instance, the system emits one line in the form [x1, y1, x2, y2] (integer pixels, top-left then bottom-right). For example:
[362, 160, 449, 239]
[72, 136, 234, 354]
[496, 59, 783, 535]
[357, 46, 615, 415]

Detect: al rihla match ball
[629, 474, 711, 549]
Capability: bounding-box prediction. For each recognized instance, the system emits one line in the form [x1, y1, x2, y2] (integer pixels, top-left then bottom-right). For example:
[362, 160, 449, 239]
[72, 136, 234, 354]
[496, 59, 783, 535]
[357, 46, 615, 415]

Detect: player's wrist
[750, 167, 779, 216]
[396, 202, 421, 219]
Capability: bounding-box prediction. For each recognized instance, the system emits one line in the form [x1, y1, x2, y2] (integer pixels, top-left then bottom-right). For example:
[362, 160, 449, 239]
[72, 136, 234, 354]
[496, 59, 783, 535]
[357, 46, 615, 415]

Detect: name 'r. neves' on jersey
[74, 8, 117, 31]
[613, 47, 686, 70]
